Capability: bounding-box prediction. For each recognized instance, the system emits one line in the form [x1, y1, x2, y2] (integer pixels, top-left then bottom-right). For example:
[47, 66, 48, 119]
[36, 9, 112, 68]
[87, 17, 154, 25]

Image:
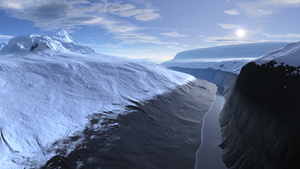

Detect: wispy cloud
[0, 0, 162, 44]
[203, 36, 268, 44]
[160, 32, 187, 37]
[107, 2, 160, 21]
[135, 10, 160, 21]
[224, 9, 240, 15]
[262, 33, 300, 38]
[218, 23, 240, 29]
[265, 0, 300, 5]
[237, 0, 300, 18]
[238, 2, 274, 18]
[0, 34, 14, 39]
[108, 3, 135, 14]
[114, 33, 165, 44]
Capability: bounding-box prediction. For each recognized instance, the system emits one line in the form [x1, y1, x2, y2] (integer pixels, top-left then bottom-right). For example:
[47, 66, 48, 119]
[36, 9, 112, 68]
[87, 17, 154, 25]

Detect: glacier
[0, 30, 196, 168]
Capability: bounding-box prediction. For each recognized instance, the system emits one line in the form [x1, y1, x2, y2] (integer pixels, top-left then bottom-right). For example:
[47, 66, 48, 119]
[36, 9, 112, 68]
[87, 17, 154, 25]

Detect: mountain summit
[52, 29, 75, 43]
[0, 29, 94, 54]
[51, 29, 94, 54]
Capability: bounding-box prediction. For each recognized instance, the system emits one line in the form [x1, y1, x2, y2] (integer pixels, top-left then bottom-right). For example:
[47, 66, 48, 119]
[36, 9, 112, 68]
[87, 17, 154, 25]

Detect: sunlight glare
[236, 29, 245, 38]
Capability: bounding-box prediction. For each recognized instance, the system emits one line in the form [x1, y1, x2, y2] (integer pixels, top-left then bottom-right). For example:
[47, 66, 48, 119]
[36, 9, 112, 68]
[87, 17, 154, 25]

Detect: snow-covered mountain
[220, 41, 300, 168]
[52, 29, 94, 54]
[256, 41, 300, 68]
[174, 42, 289, 60]
[0, 32, 195, 168]
[162, 42, 289, 74]
[0, 29, 94, 54]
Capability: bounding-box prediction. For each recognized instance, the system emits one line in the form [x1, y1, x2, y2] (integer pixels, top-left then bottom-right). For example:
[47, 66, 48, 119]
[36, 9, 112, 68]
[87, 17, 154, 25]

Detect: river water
[195, 95, 227, 169]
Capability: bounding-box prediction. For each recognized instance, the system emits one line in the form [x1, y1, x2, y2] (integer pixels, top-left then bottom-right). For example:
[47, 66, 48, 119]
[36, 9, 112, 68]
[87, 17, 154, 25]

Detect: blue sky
[1, 0, 300, 62]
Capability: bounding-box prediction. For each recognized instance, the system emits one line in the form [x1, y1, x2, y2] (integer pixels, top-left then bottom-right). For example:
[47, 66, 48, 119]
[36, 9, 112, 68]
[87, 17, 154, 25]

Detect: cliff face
[219, 61, 300, 169]
[169, 67, 237, 96]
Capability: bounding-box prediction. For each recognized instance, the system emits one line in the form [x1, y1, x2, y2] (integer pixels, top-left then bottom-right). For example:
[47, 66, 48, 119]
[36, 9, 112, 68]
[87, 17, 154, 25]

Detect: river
[195, 95, 227, 169]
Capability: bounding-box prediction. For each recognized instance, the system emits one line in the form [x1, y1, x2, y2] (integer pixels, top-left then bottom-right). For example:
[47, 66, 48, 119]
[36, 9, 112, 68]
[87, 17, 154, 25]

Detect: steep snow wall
[219, 61, 300, 169]
[169, 67, 237, 96]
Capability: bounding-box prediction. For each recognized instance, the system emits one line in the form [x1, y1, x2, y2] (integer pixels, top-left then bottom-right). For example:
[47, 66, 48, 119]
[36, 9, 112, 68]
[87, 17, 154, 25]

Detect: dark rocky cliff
[219, 61, 300, 169]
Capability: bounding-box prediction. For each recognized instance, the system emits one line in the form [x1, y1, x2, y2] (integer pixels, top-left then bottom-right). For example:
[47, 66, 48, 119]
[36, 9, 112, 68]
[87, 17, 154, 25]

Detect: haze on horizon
[1, 0, 300, 62]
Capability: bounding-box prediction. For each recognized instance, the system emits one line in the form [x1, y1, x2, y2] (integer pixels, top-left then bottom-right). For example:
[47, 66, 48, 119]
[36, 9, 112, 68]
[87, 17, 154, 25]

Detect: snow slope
[162, 42, 289, 74]
[256, 41, 300, 68]
[0, 33, 194, 168]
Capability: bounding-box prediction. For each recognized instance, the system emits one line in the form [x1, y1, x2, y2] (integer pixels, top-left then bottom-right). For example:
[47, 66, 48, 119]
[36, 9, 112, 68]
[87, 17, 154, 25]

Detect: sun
[236, 29, 245, 38]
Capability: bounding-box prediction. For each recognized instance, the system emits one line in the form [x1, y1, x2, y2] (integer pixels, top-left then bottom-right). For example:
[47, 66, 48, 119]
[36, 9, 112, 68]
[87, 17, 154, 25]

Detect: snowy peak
[256, 41, 300, 67]
[1, 34, 67, 54]
[52, 29, 75, 43]
[52, 29, 94, 54]
[0, 30, 94, 54]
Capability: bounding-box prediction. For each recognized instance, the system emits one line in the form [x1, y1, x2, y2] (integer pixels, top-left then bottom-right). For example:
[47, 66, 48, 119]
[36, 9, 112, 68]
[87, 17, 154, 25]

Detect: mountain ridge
[0, 29, 94, 54]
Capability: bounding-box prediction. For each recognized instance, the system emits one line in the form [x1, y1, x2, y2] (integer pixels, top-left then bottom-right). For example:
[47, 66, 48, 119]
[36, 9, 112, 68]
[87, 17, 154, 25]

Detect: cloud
[28, 2, 70, 21]
[0, 34, 14, 39]
[0, 0, 161, 26]
[238, 2, 274, 18]
[114, 33, 182, 45]
[218, 23, 240, 29]
[256, 9, 273, 15]
[114, 33, 162, 44]
[119, 9, 142, 17]
[134, 10, 160, 21]
[203, 36, 268, 44]
[262, 33, 300, 38]
[224, 9, 240, 15]
[108, 3, 135, 14]
[160, 32, 187, 37]
[265, 0, 300, 5]
[0, 0, 41, 10]
[237, 0, 300, 18]
[0, 0, 162, 44]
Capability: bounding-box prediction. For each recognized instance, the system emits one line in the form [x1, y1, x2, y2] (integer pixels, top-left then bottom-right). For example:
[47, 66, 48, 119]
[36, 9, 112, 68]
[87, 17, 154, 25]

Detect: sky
[1, 0, 300, 62]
